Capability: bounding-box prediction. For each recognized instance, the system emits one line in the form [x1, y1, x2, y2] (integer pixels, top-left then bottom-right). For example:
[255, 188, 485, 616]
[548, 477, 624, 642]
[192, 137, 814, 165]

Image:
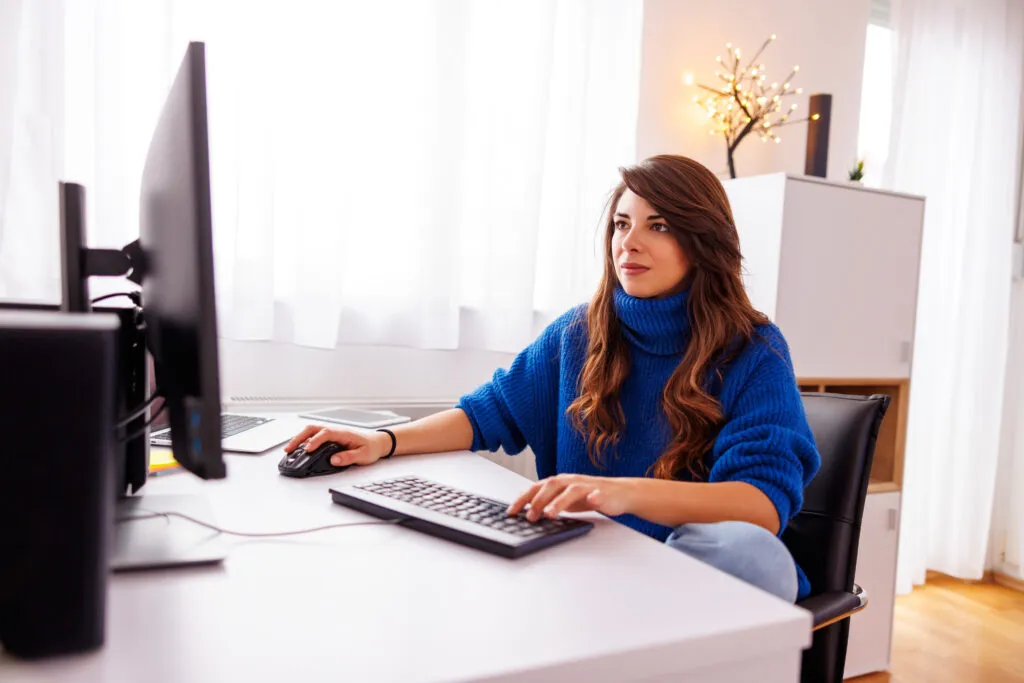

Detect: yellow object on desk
[149, 448, 182, 475]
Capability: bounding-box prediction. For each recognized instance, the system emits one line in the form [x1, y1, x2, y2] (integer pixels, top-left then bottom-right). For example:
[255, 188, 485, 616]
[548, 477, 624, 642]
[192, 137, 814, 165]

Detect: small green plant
[849, 159, 865, 181]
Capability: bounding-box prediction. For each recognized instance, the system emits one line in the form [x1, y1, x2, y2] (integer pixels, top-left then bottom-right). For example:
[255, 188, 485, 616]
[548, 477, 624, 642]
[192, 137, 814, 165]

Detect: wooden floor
[851, 579, 1024, 682]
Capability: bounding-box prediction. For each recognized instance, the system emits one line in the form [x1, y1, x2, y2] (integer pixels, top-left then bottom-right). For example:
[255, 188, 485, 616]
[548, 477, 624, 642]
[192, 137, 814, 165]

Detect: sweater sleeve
[707, 327, 821, 532]
[454, 311, 571, 456]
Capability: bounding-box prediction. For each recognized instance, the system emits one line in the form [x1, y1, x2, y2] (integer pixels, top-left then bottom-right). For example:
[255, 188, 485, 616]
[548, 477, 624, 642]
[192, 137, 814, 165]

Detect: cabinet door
[776, 178, 924, 379]
[844, 491, 900, 679]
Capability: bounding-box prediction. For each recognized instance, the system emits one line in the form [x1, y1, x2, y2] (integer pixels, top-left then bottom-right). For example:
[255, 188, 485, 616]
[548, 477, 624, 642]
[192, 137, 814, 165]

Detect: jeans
[665, 521, 799, 602]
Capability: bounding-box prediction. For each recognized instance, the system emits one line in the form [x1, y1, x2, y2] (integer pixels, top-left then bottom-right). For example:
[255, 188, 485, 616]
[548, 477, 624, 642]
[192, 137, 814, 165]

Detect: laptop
[150, 412, 302, 454]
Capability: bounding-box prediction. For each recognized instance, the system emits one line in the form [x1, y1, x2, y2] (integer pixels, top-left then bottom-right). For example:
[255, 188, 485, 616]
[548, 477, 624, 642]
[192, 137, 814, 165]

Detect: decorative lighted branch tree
[693, 35, 819, 179]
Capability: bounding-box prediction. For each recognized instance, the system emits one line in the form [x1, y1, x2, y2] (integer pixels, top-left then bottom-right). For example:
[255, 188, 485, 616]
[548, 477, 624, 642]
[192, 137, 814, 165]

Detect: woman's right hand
[283, 424, 390, 468]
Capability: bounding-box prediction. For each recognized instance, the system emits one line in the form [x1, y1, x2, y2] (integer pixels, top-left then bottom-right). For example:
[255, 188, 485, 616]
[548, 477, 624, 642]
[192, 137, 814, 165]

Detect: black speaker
[0, 311, 119, 658]
[804, 93, 832, 178]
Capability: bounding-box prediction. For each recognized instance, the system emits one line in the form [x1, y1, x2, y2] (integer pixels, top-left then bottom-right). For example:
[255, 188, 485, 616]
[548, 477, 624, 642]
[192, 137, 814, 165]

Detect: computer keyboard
[330, 475, 594, 558]
[151, 413, 274, 446]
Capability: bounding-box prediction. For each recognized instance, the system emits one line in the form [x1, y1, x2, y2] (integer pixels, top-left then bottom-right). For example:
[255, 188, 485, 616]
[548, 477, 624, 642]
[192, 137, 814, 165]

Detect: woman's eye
[651, 223, 670, 233]
[614, 220, 629, 231]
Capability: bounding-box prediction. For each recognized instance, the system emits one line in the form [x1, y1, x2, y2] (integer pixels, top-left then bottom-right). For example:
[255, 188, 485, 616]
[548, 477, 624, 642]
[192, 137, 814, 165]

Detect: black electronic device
[330, 475, 594, 558]
[278, 442, 352, 478]
[0, 312, 120, 658]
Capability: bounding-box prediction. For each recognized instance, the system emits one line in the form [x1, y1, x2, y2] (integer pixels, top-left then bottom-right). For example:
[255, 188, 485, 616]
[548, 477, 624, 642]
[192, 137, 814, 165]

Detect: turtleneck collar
[612, 284, 692, 356]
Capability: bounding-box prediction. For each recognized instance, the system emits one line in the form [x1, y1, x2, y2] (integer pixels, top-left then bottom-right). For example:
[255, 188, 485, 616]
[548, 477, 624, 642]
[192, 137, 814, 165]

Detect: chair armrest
[798, 584, 869, 631]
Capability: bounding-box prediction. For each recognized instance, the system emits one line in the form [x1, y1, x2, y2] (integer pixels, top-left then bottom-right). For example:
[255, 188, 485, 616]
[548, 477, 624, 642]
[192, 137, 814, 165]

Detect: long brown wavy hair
[566, 154, 769, 480]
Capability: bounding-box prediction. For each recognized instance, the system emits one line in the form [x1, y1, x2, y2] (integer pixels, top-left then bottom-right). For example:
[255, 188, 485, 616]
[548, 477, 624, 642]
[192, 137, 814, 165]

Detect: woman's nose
[620, 227, 641, 251]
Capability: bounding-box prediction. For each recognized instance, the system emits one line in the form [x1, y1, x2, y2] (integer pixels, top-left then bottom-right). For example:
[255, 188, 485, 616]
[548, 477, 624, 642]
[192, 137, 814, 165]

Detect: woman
[284, 155, 820, 602]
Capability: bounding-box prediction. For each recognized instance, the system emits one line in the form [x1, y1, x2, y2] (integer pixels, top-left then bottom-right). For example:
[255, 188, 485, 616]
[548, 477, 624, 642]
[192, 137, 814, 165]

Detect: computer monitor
[57, 41, 228, 570]
[137, 41, 225, 480]
[59, 42, 224, 483]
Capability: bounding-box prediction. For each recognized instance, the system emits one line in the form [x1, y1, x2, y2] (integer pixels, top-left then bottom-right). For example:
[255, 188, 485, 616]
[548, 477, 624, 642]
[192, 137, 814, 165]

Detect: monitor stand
[111, 494, 228, 572]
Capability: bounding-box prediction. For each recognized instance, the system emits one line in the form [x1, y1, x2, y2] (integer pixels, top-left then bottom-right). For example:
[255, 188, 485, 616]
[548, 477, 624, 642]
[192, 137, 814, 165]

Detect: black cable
[92, 291, 155, 434]
[117, 402, 167, 443]
[116, 510, 402, 537]
[91, 291, 141, 306]
[114, 393, 163, 430]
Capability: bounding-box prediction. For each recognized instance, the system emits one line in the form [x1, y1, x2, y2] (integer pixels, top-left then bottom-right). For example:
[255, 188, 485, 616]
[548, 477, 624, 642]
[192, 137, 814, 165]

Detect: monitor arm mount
[82, 240, 147, 286]
[60, 182, 148, 312]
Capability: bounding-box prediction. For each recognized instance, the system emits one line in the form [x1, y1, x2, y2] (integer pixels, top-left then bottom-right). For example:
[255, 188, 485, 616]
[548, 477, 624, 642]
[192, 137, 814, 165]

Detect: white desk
[1, 417, 812, 683]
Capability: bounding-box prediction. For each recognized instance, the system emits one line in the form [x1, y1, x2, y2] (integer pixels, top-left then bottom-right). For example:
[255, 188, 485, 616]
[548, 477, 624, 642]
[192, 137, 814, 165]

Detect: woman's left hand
[507, 474, 634, 522]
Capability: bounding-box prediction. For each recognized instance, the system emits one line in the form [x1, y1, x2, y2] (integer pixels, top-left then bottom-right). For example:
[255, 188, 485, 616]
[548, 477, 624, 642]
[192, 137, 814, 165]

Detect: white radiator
[225, 395, 539, 482]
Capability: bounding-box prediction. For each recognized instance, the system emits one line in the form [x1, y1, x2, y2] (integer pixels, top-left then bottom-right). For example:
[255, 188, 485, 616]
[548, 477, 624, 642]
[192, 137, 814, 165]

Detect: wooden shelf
[867, 481, 900, 494]
[799, 378, 908, 493]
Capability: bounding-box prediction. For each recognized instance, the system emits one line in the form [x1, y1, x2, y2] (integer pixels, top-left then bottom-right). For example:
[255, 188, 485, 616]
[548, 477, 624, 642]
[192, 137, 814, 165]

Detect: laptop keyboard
[220, 414, 273, 438]
[151, 413, 274, 443]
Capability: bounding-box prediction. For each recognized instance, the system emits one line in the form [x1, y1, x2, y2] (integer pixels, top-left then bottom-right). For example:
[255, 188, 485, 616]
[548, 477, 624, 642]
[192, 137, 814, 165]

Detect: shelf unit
[797, 378, 907, 494]
[723, 172, 924, 679]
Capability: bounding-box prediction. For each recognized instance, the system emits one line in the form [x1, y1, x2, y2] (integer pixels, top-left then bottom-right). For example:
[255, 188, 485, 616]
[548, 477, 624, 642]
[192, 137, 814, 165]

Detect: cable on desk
[117, 510, 403, 538]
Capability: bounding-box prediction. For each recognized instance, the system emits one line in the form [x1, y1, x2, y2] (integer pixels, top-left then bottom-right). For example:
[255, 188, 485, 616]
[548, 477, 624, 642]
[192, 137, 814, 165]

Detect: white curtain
[0, 0, 65, 302]
[1, 0, 643, 354]
[884, 0, 1024, 592]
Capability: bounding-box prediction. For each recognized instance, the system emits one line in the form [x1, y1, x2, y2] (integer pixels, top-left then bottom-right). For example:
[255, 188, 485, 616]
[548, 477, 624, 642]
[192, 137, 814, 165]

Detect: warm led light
[691, 35, 808, 173]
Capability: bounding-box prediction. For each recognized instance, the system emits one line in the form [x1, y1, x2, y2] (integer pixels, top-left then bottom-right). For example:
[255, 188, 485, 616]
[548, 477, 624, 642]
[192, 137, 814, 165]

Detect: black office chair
[784, 392, 891, 683]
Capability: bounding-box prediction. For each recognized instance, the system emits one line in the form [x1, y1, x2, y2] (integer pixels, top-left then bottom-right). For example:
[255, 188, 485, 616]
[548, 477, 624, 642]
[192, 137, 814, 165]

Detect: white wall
[220, 337, 514, 404]
[635, 0, 870, 182]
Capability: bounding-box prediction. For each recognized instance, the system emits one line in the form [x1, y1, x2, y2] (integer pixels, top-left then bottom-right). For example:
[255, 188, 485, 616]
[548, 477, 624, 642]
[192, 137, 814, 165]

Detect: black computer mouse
[278, 442, 352, 478]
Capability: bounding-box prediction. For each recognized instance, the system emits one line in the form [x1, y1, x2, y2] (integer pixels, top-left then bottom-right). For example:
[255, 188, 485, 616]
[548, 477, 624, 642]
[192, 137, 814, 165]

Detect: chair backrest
[782, 392, 890, 596]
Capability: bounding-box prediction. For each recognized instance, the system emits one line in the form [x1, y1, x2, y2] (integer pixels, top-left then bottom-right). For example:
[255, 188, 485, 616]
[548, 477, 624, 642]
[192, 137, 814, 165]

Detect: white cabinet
[723, 173, 923, 679]
[723, 173, 925, 380]
[844, 491, 901, 678]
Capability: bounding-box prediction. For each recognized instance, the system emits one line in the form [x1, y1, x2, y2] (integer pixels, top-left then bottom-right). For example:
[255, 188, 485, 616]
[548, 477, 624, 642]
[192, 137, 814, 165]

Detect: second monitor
[59, 41, 230, 570]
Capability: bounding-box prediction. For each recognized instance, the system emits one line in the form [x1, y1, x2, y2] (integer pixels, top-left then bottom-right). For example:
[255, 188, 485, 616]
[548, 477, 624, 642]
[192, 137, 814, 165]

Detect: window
[3, 1, 644, 353]
[857, 0, 895, 188]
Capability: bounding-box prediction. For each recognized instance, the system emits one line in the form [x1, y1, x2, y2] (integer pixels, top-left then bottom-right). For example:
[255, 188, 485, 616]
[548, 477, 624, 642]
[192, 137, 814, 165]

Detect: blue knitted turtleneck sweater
[456, 285, 820, 599]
